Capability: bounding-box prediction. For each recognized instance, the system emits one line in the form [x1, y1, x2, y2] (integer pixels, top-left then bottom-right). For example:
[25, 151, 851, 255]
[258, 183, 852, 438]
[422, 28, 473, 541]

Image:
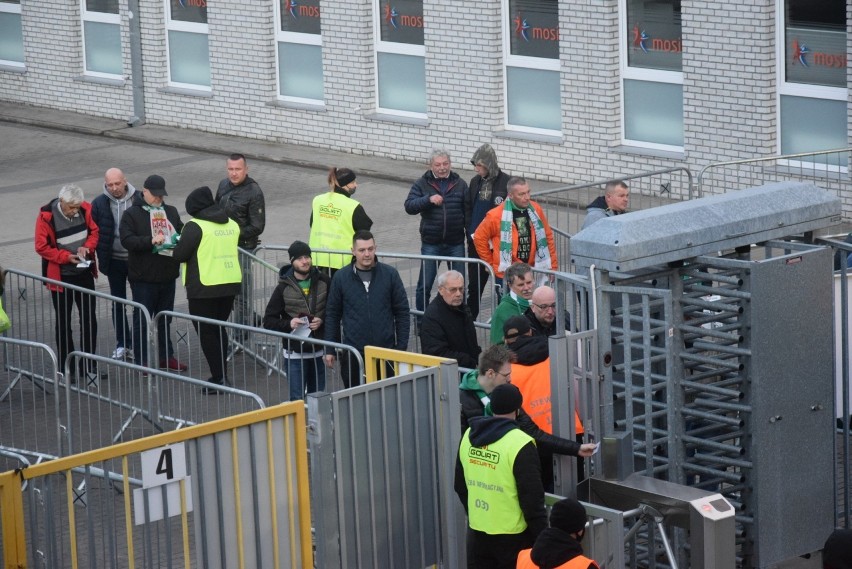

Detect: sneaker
[111, 347, 134, 360]
[159, 357, 188, 372]
[201, 381, 225, 395]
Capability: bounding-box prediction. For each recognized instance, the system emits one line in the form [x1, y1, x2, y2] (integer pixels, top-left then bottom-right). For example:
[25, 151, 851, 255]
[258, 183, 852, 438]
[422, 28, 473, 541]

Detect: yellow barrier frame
[0, 402, 312, 569]
[364, 346, 453, 383]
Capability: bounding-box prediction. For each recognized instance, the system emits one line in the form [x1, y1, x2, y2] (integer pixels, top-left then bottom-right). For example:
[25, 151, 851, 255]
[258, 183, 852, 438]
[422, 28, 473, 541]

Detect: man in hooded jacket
[172, 186, 242, 392]
[465, 144, 510, 319]
[516, 498, 599, 569]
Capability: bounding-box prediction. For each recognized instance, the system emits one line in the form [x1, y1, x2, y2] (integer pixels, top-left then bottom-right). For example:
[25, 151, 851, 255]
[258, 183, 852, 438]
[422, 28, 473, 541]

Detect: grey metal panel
[570, 182, 841, 272]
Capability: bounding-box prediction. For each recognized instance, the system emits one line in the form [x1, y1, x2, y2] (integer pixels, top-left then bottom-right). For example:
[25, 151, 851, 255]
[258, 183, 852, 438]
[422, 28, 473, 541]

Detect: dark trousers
[338, 350, 396, 389]
[50, 272, 98, 377]
[188, 296, 235, 382]
[105, 259, 132, 349]
[131, 280, 176, 365]
[466, 240, 502, 319]
[467, 528, 533, 569]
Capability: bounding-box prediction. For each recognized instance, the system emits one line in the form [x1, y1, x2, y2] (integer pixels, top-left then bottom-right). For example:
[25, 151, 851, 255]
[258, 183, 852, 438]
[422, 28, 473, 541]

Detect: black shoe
[201, 379, 226, 395]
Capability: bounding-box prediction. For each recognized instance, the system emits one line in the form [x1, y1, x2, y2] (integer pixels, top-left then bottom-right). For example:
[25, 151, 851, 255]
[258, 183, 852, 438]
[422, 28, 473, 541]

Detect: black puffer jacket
[216, 176, 265, 249]
[404, 170, 468, 245]
[171, 186, 242, 299]
[263, 265, 330, 354]
[119, 193, 184, 283]
[420, 294, 481, 368]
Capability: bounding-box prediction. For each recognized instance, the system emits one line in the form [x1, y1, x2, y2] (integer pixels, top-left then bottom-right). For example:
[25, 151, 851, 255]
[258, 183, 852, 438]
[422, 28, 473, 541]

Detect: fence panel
[0, 338, 64, 473]
[0, 402, 311, 569]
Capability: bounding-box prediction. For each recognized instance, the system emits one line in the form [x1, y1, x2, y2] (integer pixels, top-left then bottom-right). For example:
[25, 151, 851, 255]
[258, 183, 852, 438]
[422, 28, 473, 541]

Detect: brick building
[0, 0, 848, 208]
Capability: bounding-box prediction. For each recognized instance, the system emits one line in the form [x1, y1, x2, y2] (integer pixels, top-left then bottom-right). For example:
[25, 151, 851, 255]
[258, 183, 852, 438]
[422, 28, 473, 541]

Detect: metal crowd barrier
[696, 147, 852, 205]
[0, 401, 312, 569]
[0, 338, 64, 474]
[530, 168, 694, 238]
[153, 310, 365, 399]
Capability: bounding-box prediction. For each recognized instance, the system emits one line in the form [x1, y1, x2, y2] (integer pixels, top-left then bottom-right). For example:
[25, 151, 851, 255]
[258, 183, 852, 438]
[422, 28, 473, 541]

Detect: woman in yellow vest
[308, 167, 373, 276]
[173, 186, 242, 393]
[516, 498, 600, 569]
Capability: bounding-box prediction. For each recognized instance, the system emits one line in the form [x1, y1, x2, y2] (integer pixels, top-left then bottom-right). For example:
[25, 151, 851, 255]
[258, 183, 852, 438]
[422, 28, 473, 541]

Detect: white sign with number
[133, 442, 193, 525]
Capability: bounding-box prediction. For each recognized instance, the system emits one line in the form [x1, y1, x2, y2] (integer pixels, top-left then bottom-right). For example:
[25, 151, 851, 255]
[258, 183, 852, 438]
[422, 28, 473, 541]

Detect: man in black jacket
[216, 153, 265, 337]
[263, 240, 330, 401]
[420, 270, 481, 369]
[119, 175, 187, 371]
[465, 143, 510, 319]
[404, 149, 469, 318]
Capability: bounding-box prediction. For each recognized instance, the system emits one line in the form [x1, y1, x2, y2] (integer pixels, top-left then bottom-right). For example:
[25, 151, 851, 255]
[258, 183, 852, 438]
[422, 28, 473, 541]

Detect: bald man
[524, 285, 569, 337]
[91, 167, 138, 360]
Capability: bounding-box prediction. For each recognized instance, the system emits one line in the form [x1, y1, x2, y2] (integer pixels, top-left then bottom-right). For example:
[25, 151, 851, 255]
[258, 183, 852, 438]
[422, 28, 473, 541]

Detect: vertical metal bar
[308, 392, 341, 569]
[230, 428, 246, 569]
[122, 456, 136, 569]
[265, 419, 281, 569]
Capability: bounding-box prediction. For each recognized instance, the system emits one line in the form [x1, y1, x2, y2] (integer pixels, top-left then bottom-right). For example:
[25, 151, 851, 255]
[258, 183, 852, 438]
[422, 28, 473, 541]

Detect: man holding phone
[263, 240, 329, 401]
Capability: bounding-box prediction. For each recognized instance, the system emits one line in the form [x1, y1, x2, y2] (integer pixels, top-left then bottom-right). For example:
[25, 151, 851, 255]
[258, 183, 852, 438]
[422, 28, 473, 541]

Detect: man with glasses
[525, 285, 569, 338]
[420, 270, 481, 369]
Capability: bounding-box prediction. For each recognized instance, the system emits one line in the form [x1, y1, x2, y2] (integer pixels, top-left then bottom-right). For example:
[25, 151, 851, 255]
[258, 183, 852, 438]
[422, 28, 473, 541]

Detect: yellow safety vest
[309, 191, 359, 269]
[460, 427, 534, 535]
[182, 218, 242, 286]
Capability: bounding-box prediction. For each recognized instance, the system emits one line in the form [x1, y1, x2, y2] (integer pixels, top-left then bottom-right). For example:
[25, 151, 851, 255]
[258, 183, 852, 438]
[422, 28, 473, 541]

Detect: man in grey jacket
[91, 167, 136, 361]
[580, 181, 629, 230]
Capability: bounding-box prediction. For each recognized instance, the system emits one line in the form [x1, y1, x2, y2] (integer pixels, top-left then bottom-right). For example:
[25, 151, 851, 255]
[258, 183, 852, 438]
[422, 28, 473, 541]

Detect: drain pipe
[126, 0, 146, 126]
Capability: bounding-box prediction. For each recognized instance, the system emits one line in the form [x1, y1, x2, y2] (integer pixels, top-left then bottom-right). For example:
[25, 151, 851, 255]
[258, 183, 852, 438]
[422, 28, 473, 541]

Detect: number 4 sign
[133, 442, 193, 525]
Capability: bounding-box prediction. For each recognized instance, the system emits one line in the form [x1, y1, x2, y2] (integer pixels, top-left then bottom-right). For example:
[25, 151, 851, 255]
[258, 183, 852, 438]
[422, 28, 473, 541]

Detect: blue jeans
[286, 355, 326, 401]
[130, 281, 176, 366]
[414, 242, 466, 313]
[106, 259, 132, 349]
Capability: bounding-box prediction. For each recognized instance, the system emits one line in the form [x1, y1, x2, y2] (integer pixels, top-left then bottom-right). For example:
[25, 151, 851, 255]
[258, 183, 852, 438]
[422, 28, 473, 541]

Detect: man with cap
[516, 498, 600, 569]
[263, 240, 330, 400]
[455, 382, 547, 569]
[119, 174, 187, 371]
[504, 315, 592, 491]
[309, 166, 373, 277]
[172, 186, 242, 393]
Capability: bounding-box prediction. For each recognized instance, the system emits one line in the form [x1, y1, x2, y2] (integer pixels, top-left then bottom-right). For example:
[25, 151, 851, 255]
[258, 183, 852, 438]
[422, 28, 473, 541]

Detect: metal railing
[531, 168, 694, 238]
[697, 147, 852, 205]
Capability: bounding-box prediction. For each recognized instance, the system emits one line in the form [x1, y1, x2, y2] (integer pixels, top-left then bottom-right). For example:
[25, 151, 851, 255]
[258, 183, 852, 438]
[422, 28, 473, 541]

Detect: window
[165, 0, 210, 89]
[0, 0, 24, 68]
[275, 0, 323, 103]
[373, 0, 426, 116]
[82, 0, 122, 77]
[620, 0, 683, 149]
[778, 0, 847, 165]
[502, 0, 561, 133]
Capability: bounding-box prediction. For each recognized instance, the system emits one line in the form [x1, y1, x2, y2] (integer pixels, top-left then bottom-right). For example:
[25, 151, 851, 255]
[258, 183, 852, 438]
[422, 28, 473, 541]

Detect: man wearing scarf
[473, 176, 558, 290]
[119, 175, 187, 372]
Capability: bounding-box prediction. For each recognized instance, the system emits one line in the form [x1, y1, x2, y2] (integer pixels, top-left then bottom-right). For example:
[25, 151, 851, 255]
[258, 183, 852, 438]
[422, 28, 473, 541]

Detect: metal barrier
[0, 401, 312, 568]
[0, 338, 64, 473]
[3, 268, 154, 371]
[308, 350, 464, 569]
[254, 245, 499, 329]
[697, 147, 852, 204]
[530, 168, 694, 239]
[153, 310, 364, 399]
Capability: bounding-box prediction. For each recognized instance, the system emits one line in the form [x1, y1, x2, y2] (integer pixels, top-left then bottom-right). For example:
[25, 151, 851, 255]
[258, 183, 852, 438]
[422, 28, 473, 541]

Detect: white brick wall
[2, 0, 851, 210]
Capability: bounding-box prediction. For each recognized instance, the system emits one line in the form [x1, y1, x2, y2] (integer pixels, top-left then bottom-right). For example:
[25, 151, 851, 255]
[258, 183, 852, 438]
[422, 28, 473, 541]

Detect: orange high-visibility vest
[510, 357, 584, 436]
[516, 548, 600, 569]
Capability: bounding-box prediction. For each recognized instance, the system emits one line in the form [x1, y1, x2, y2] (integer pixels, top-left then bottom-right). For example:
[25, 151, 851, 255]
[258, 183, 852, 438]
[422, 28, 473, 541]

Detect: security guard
[308, 167, 373, 275]
[516, 498, 600, 569]
[455, 383, 546, 569]
[172, 186, 242, 392]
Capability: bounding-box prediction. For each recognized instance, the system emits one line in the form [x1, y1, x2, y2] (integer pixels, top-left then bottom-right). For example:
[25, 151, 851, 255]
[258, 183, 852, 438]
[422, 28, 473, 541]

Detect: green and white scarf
[498, 200, 551, 273]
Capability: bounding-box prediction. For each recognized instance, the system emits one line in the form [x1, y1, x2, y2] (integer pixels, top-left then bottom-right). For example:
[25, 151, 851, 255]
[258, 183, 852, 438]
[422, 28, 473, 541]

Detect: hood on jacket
[460, 369, 496, 417]
[186, 186, 229, 223]
[102, 183, 137, 204]
[467, 415, 518, 447]
[530, 527, 586, 569]
[585, 195, 608, 211]
[509, 334, 549, 366]
[470, 143, 500, 179]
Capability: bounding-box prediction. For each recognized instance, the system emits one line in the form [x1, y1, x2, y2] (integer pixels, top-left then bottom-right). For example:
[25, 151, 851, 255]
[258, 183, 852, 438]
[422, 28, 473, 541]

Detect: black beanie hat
[289, 240, 312, 261]
[489, 383, 523, 415]
[549, 498, 588, 535]
[823, 528, 852, 569]
[335, 168, 356, 187]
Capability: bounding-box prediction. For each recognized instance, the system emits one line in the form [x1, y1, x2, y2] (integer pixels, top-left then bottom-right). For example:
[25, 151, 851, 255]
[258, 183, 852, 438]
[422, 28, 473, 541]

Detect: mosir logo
[514, 13, 558, 42]
[385, 4, 423, 29]
[284, 0, 319, 19]
[632, 24, 681, 53]
[178, 0, 206, 7]
[791, 38, 846, 68]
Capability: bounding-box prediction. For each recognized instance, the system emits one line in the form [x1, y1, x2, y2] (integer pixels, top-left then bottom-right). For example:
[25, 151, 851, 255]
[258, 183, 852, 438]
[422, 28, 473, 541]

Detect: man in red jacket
[35, 184, 100, 383]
